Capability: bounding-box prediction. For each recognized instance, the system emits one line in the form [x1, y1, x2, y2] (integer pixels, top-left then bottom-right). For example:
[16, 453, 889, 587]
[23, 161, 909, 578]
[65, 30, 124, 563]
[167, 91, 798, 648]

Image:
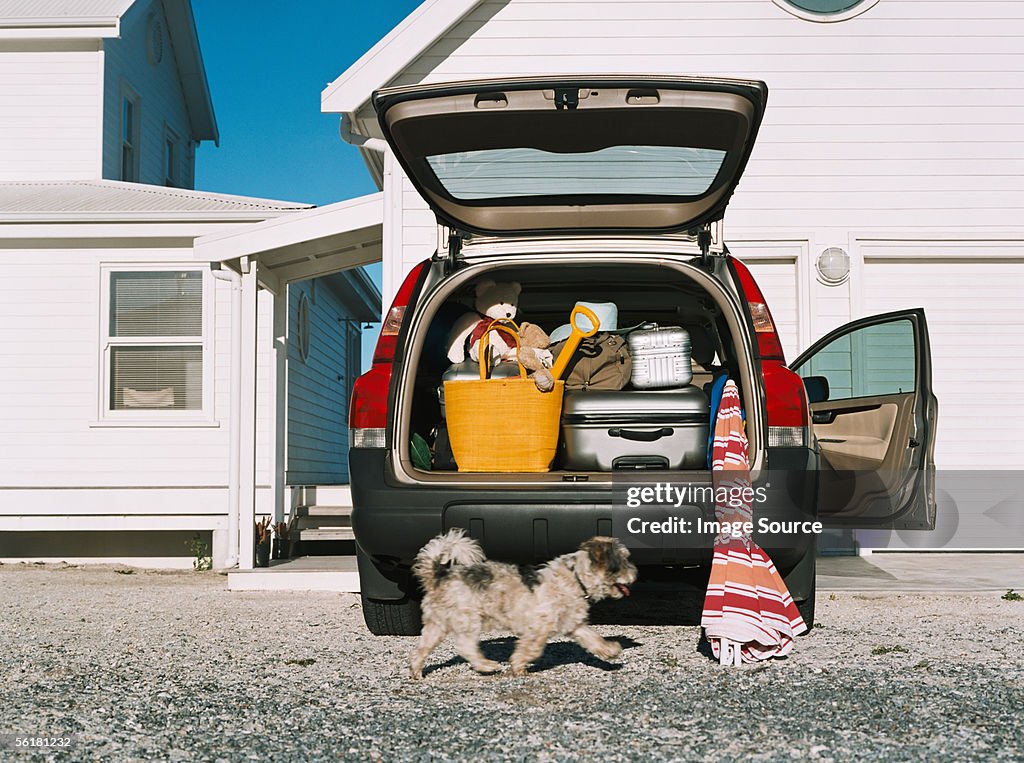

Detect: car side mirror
[803, 376, 830, 404]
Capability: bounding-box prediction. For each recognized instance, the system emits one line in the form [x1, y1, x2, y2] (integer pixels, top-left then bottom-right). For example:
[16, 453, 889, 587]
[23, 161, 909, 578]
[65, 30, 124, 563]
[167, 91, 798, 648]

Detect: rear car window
[425, 145, 727, 200]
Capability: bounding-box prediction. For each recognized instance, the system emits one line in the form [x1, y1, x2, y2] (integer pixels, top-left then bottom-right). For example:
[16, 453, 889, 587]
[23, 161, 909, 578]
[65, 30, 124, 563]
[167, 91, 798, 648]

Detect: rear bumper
[350, 446, 817, 582]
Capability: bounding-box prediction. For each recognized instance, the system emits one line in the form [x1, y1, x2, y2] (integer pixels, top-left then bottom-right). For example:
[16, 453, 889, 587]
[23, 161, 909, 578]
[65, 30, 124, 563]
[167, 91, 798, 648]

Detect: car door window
[793, 319, 916, 401]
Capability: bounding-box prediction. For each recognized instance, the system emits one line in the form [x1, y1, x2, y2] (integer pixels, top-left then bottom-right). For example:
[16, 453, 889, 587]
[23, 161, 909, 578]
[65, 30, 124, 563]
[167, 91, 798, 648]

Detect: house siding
[0, 238, 275, 528]
[101, 0, 195, 187]
[382, 0, 1024, 284]
[0, 45, 104, 180]
[285, 276, 362, 485]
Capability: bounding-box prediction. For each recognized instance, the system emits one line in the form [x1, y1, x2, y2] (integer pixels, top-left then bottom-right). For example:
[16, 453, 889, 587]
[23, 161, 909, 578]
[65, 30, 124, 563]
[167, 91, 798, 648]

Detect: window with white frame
[104, 269, 205, 413]
[163, 127, 178, 187]
[121, 93, 139, 182]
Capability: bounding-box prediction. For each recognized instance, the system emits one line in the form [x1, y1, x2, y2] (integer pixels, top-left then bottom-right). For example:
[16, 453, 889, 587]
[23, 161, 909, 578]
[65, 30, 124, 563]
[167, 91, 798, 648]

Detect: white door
[861, 252, 1024, 469]
[857, 246, 1024, 550]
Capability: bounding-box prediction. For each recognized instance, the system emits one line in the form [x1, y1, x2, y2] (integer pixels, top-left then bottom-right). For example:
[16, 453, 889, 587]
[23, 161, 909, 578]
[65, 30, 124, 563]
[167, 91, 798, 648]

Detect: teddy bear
[518, 321, 556, 392]
[446, 279, 523, 364]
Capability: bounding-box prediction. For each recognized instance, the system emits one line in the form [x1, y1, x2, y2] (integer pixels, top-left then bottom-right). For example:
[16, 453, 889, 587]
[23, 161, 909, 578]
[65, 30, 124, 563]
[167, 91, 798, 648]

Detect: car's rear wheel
[361, 593, 423, 636]
[796, 580, 815, 631]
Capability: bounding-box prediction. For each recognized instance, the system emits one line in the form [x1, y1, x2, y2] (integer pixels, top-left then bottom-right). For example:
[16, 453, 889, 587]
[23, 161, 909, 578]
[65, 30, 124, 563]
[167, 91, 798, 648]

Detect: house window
[163, 133, 177, 186]
[121, 95, 138, 181]
[105, 270, 205, 412]
[296, 292, 311, 362]
[774, 0, 879, 21]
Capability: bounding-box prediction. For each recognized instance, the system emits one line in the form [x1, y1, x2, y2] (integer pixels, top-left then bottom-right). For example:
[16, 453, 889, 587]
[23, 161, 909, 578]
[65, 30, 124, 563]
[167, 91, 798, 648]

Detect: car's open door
[792, 309, 938, 530]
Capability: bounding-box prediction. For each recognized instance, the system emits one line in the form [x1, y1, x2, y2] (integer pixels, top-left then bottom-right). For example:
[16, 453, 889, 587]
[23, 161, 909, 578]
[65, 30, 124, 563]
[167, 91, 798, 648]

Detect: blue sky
[191, 0, 423, 367]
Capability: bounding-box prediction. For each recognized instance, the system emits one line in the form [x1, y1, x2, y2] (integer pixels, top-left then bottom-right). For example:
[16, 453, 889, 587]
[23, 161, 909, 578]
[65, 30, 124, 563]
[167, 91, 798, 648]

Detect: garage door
[863, 255, 1024, 470]
[728, 244, 802, 362]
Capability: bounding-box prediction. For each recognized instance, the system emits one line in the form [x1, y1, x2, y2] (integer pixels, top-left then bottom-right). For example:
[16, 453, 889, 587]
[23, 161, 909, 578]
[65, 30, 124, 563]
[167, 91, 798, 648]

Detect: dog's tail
[412, 528, 485, 592]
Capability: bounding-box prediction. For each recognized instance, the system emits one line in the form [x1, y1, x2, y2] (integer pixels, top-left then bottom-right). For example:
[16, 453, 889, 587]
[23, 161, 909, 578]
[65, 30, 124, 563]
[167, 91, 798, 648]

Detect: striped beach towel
[700, 380, 807, 664]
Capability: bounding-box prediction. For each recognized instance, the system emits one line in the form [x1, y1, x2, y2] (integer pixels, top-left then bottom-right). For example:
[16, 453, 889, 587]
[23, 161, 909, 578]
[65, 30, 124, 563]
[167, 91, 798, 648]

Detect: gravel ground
[2, 563, 1022, 762]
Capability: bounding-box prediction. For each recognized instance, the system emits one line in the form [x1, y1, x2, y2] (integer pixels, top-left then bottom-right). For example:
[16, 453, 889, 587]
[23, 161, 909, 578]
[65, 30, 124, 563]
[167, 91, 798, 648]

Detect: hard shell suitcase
[560, 386, 709, 471]
[627, 324, 693, 389]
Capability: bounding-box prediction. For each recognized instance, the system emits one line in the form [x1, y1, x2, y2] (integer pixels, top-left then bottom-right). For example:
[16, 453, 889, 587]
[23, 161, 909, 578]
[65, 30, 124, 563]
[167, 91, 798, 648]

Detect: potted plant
[255, 516, 272, 567]
[272, 521, 290, 561]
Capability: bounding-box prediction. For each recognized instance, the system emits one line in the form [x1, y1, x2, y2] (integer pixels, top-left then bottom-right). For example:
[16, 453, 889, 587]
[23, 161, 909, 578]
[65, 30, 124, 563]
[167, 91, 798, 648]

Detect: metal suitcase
[438, 360, 520, 418]
[560, 387, 709, 471]
[627, 324, 693, 389]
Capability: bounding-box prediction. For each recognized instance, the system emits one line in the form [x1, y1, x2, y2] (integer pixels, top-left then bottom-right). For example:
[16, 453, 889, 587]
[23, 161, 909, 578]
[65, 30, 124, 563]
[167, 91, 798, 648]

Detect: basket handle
[478, 319, 527, 380]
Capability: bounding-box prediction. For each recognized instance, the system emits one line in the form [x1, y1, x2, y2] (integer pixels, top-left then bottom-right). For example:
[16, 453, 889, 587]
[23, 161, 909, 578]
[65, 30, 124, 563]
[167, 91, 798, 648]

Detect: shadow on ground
[423, 635, 644, 677]
[589, 565, 710, 626]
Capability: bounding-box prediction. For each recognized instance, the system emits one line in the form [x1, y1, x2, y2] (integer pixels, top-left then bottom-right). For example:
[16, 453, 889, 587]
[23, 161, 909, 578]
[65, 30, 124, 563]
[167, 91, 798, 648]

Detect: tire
[361, 593, 423, 636]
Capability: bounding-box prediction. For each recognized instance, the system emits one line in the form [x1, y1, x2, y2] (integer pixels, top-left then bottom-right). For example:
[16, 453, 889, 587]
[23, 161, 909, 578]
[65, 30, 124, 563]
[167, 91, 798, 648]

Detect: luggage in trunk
[560, 386, 710, 471]
[627, 324, 693, 389]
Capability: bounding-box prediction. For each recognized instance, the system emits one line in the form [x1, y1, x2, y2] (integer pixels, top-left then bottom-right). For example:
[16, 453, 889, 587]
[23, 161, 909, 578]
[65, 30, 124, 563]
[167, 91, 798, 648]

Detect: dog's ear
[580, 537, 621, 574]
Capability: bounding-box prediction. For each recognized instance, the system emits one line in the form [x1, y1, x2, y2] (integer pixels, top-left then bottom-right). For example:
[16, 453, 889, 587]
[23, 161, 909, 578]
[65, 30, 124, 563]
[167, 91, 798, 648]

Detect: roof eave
[161, 0, 219, 144]
[0, 17, 121, 39]
[320, 0, 483, 116]
[0, 209, 303, 223]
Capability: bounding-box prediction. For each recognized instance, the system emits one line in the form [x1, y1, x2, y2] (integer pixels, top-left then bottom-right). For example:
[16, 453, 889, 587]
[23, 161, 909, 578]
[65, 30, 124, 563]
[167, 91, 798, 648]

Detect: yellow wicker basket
[444, 320, 564, 473]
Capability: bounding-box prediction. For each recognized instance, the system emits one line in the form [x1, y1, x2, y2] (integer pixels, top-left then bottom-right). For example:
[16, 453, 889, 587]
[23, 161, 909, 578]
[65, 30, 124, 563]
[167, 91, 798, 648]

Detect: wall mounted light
[816, 247, 850, 285]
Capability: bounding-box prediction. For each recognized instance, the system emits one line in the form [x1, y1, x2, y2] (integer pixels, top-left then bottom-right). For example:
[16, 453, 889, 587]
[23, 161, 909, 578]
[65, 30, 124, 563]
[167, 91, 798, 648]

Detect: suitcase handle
[608, 426, 674, 442]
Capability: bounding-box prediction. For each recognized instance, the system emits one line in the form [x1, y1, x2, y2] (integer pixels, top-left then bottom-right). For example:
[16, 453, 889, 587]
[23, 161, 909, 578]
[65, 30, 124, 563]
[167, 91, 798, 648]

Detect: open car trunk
[391, 251, 762, 485]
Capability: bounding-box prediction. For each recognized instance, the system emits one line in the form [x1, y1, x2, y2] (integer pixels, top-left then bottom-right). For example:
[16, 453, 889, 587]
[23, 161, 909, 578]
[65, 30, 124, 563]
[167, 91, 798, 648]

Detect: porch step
[295, 505, 351, 518]
[228, 555, 359, 592]
[297, 527, 355, 541]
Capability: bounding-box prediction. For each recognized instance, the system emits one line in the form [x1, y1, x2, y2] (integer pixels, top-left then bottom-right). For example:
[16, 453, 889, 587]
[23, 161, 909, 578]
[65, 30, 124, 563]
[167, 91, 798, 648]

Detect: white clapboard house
[0, 0, 379, 568]
[206, 0, 1023, 558]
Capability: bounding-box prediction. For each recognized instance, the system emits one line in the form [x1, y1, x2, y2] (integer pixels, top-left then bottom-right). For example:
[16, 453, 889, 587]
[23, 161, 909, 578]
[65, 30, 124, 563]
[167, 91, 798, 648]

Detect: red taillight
[371, 261, 429, 365]
[763, 361, 810, 447]
[763, 361, 808, 427]
[349, 365, 392, 443]
[730, 257, 786, 362]
[350, 260, 429, 445]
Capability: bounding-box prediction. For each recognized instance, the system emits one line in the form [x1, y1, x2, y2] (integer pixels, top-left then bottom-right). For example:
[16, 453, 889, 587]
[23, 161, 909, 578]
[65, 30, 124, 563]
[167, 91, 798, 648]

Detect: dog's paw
[409, 665, 425, 680]
[509, 664, 531, 677]
[593, 639, 622, 661]
[473, 659, 504, 675]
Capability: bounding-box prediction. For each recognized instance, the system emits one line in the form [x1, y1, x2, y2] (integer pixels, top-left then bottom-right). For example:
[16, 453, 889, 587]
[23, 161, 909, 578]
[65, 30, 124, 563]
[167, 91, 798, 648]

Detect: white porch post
[272, 286, 288, 525]
[238, 259, 259, 569]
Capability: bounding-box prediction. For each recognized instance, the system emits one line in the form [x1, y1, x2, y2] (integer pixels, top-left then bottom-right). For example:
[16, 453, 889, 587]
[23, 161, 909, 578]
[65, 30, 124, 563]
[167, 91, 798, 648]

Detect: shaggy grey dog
[410, 529, 638, 679]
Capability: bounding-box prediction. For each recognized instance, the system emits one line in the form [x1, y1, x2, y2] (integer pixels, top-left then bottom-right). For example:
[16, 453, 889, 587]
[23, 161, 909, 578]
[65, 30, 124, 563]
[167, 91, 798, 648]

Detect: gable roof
[161, 0, 218, 144]
[0, 0, 218, 144]
[320, 0, 482, 115]
[0, 180, 312, 221]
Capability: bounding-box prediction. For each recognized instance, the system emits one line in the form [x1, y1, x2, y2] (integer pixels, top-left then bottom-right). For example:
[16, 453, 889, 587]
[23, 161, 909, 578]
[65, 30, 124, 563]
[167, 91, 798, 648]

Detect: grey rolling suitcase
[627, 324, 693, 388]
[560, 386, 709, 471]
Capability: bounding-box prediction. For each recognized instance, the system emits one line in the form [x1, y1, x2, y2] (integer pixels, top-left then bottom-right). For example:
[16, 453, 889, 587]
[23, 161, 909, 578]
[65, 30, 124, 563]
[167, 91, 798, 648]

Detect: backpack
[549, 332, 632, 391]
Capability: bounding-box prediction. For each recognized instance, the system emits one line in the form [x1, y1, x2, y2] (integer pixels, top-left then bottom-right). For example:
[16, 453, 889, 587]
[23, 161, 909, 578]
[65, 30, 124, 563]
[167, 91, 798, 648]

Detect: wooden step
[296, 486, 352, 506]
[294, 505, 352, 518]
[297, 527, 356, 541]
[295, 516, 352, 531]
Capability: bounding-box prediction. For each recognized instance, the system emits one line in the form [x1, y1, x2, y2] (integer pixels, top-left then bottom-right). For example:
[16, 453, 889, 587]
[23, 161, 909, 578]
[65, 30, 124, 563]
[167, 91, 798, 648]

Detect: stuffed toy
[518, 321, 556, 392]
[446, 279, 522, 364]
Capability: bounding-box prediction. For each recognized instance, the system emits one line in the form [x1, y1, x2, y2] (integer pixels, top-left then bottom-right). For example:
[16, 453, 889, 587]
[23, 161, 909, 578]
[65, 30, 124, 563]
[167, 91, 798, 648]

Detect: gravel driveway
[2, 563, 1021, 762]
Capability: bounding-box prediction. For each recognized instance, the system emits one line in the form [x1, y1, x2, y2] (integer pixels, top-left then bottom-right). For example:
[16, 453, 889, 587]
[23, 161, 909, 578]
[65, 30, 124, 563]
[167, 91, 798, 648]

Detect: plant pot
[272, 538, 291, 561]
[255, 540, 271, 568]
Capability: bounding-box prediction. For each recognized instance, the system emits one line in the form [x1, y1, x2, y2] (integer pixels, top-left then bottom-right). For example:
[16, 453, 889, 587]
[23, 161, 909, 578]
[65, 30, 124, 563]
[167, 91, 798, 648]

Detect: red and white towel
[700, 380, 807, 664]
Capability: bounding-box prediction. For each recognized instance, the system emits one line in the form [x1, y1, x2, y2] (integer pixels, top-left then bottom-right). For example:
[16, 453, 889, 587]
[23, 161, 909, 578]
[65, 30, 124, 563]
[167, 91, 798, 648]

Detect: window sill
[89, 417, 222, 429]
